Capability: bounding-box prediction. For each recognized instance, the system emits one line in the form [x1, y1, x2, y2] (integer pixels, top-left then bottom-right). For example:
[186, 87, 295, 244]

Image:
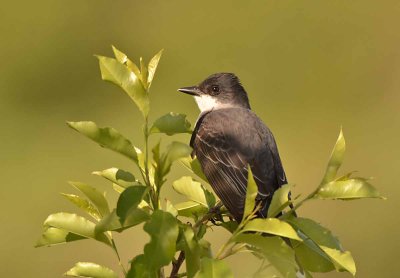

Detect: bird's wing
[192, 109, 283, 221]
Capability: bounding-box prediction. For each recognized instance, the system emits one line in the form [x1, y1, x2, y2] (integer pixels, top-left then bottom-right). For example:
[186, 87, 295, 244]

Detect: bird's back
[191, 107, 287, 221]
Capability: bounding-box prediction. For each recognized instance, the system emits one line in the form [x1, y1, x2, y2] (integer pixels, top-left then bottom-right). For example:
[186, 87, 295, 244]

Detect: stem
[170, 251, 185, 278]
[217, 243, 247, 260]
[168, 273, 187, 278]
[216, 240, 232, 259]
[215, 206, 259, 260]
[143, 118, 158, 210]
[110, 237, 127, 275]
[285, 187, 320, 216]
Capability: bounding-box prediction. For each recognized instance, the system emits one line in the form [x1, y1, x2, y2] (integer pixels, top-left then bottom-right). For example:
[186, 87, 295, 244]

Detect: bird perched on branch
[179, 73, 288, 222]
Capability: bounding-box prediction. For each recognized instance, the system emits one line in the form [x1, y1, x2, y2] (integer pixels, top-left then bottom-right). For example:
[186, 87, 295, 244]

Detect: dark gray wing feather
[191, 108, 286, 221]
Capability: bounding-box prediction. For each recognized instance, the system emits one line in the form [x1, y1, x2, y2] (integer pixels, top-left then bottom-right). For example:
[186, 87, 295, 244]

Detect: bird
[178, 73, 288, 222]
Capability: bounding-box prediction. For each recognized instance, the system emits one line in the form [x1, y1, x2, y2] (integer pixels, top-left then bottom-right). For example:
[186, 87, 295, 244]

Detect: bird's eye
[211, 85, 219, 94]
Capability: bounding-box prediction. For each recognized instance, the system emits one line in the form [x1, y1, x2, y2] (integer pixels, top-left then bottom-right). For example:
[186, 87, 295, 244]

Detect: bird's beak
[178, 86, 201, 96]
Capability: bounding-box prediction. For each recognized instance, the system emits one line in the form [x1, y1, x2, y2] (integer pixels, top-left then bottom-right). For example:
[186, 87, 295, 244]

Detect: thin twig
[170, 251, 185, 278]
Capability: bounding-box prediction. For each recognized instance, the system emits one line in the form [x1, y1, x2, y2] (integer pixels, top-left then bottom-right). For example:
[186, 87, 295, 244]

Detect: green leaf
[286, 217, 341, 250]
[175, 201, 208, 218]
[61, 193, 101, 221]
[35, 227, 86, 247]
[43, 212, 111, 246]
[152, 141, 163, 186]
[315, 178, 384, 200]
[93, 167, 139, 188]
[116, 186, 147, 222]
[69, 182, 110, 217]
[320, 246, 356, 275]
[321, 128, 345, 185]
[219, 221, 239, 234]
[267, 183, 294, 218]
[143, 210, 179, 269]
[65, 262, 117, 278]
[234, 233, 298, 278]
[67, 121, 138, 163]
[173, 176, 210, 208]
[95, 209, 149, 234]
[243, 167, 258, 220]
[286, 217, 336, 272]
[239, 218, 302, 241]
[150, 112, 192, 136]
[147, 49, 163, 88]
[111, 45, 142, 80]
[196, 257, 233, 278]
[161, 141, 192, 177]
[127, 254, 157, 278]
[183, 227, 202, 278]
[292, 240, 334, 273]
[97, 55, 149, 117]
[286, 217, 356, 275]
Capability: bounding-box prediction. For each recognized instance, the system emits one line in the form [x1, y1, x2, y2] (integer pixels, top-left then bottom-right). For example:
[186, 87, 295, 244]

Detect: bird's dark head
[178, 73, 250, 112]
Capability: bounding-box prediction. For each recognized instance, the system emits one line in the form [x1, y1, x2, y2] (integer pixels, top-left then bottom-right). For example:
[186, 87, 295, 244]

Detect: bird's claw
[208, 202, 224, 224]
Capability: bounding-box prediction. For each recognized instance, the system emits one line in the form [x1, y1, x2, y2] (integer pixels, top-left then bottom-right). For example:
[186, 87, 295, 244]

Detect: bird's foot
[208, 202, 224, 225]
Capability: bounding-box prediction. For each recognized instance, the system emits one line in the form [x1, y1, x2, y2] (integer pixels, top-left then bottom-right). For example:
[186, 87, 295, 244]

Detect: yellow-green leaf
[147, 49, 163, 88]
[65, 262, 117, 278]
[67, 121, 138, 163]
[239, 218, 302, 241]
[268, 184, 294, 218]
[97, 55, 149, 117]
[43, 212, 111, 246]
[315, 178, 384, 200]
[61, 193, 101, 221]
[69, 182, 110, 217]
[93, 167, 139, 189]
[321, 129, 345, 185]
[140, 57, 148, 89]
[320, 246, 356, 275]
[243, 167, 258, 220]
[173, 177, 209, 207]
[175, 201, 208, 218]
[111, 45, 142, 80]
[35, 227, 86, 247]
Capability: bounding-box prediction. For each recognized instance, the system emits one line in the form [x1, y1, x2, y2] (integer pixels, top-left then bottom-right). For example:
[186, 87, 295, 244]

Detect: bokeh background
[1, 1, 399, 277]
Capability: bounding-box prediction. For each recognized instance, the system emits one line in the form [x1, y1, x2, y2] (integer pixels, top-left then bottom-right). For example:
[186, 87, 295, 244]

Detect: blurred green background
[1, 0, 399, 277]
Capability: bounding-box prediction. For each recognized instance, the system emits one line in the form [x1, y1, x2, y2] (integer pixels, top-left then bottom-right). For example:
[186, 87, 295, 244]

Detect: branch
[170, 251, 185, 278]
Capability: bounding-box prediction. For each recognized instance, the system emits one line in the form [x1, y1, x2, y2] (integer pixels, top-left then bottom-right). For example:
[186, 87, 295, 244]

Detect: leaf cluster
[36, 47, 384, 278]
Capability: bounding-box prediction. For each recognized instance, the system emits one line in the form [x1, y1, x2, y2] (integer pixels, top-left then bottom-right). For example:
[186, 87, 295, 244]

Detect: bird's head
[178, 73, 250, 113]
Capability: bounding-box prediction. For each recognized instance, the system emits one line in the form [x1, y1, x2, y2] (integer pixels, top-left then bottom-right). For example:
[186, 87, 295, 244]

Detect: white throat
[194, 95, 232, 112]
